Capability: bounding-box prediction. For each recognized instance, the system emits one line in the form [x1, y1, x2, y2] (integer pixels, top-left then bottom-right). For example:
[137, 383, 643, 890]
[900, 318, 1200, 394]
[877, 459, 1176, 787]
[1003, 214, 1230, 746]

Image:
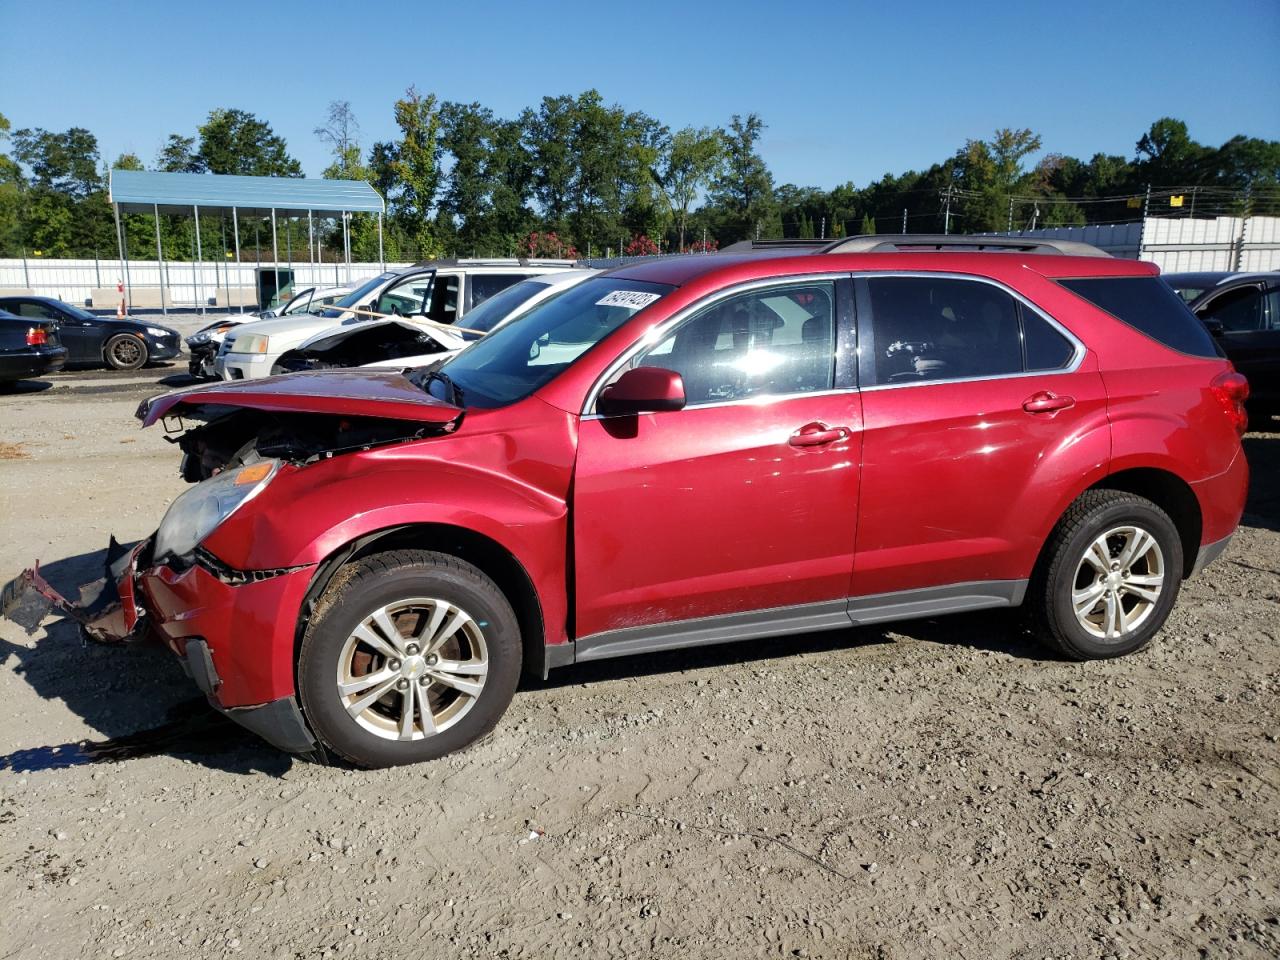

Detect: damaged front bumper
[3, 538, 323, 759]
[2, 537, 147, 643]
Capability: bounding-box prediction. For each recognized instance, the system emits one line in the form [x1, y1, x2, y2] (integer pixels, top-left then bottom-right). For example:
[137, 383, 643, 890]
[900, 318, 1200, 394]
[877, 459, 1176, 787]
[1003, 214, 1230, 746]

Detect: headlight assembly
[146, 327, 171, 338]
[235, 334, 270, 354]
[153, 460, 280, 561]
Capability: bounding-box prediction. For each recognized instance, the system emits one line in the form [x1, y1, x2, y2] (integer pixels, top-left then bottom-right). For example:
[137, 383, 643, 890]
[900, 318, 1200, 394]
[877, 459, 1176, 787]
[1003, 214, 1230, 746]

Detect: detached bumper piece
[1, 537, 147, 642]
[180, 638, 321, 759]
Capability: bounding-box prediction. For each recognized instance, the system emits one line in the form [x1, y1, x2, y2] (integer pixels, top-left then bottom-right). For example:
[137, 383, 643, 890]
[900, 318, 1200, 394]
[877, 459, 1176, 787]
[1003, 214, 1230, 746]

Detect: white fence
[998, 215, 1280, 272]
[0, 259, 409, 311]
[6, 215, 1279, 311]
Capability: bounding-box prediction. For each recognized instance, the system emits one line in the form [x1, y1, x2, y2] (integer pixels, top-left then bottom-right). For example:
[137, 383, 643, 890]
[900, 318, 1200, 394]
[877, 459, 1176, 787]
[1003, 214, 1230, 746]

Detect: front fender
[203, 412, 576, 645]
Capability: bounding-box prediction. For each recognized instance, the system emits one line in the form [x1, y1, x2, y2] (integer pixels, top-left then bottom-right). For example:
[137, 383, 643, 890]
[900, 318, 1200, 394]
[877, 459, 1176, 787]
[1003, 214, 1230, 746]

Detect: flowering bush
[624, 234, 659, 257]
[685, 238, 719, 254]
[520, 231, 579, 259]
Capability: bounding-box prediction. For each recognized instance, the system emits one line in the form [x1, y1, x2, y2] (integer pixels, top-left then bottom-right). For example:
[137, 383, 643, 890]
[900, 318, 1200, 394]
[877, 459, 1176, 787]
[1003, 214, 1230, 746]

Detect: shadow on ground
[0, 379, 54, 395]
[1242, 428, 1279, 533]
[0, 548, 290, 776]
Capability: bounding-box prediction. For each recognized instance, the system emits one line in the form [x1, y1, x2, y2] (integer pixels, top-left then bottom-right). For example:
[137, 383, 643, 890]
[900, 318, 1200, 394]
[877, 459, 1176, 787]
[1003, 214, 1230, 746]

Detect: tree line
[1, 91, 1277, 264]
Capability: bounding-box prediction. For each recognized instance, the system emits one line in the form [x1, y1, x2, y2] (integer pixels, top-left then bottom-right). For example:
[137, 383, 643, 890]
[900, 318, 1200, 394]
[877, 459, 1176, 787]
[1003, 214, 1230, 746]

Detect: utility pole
[942, 185, 954, 235]
[1030, 203, 1040, 231]
[1138, 184, 1152, 261]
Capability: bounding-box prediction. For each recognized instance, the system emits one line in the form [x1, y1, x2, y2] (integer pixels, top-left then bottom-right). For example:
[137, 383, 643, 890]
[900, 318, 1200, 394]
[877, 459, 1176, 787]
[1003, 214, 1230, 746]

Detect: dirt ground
[1, 333, 1278, 959]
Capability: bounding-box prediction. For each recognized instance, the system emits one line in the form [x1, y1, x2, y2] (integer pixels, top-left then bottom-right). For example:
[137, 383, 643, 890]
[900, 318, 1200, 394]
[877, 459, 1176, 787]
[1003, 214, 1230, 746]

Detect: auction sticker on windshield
[596, 290, 662, 310]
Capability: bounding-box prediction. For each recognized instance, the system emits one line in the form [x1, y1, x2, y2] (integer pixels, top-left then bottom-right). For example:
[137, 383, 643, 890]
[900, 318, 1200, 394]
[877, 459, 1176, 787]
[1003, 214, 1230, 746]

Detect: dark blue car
[0, 296, 181, 370]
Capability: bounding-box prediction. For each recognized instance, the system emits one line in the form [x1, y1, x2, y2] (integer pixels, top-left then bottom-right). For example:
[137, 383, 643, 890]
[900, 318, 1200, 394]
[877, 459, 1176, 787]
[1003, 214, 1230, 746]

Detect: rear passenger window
[864, 277, 1030, 384]
[1022, 310, 1075, 370]
[1059, 276, 1220, 358]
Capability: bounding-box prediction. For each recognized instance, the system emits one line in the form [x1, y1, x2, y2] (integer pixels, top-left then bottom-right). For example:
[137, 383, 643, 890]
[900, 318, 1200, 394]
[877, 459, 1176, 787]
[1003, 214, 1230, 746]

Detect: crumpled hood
[297, 317, 467, 354]
[137, 369, 463, 426]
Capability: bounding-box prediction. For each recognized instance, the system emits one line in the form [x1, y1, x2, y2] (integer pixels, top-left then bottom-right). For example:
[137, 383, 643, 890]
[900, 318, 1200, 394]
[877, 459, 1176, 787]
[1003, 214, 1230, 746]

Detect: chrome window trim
[581, 272, 847, 416]
[854, 271, 1086, 392]
[581, 387, 859, 420]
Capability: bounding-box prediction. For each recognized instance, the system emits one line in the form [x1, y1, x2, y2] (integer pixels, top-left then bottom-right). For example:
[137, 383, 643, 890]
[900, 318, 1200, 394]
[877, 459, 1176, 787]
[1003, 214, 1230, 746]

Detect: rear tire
[1028, 490, 1183, 660]
[298, 549, 521, 768]
[105, 333, 148, 370]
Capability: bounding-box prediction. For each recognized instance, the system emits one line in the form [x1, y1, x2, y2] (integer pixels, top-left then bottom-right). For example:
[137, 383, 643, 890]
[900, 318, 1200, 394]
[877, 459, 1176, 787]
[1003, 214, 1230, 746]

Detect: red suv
[9, 236, 1250, 768]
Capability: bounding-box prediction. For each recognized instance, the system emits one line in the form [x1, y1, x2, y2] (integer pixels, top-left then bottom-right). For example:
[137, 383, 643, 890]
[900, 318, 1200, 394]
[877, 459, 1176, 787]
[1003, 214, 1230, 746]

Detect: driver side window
[1201, 285, 1264, 333]
[374, 274, 433, 317]
[634, 282, 837, 405]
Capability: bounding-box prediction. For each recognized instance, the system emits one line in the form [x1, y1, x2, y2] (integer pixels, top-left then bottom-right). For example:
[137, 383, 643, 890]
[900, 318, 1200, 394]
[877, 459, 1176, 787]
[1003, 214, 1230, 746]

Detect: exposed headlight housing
[235, 334, 270, 354]
[153, 460, 280, 561]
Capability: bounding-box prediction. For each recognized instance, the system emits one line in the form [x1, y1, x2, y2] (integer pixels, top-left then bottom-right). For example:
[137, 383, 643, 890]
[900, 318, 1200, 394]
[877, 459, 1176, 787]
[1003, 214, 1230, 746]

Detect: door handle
[1022, 391, 1075, 414]
[789, 422, 849, 447]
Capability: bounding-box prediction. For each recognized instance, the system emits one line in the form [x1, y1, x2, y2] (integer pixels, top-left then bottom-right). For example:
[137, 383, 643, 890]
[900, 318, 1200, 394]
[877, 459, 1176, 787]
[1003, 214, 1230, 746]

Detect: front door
[572, 278, 862, 643]
[853, 273, 1109, 597]
[15, 300, 94, 362]
[1196, 283, 1280, 408]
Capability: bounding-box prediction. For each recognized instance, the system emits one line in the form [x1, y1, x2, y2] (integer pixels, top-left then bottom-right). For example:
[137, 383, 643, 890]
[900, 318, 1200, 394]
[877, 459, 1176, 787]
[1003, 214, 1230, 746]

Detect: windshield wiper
[427, 370, 465, 407]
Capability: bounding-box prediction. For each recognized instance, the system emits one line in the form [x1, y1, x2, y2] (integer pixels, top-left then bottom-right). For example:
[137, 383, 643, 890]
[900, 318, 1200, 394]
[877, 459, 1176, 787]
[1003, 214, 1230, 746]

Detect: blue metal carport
[108, 169, 385, 313]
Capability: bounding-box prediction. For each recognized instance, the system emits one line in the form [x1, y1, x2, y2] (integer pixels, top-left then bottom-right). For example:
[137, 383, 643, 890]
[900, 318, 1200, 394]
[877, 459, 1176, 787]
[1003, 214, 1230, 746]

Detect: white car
[270, 269, 603, 374]
[216, 258, 578, 380]
[187, 285, 355, 378]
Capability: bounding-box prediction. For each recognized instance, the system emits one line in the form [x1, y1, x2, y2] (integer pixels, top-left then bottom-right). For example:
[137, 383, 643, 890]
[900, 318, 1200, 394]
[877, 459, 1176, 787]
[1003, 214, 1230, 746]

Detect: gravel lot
[1, 339, 1277, 959]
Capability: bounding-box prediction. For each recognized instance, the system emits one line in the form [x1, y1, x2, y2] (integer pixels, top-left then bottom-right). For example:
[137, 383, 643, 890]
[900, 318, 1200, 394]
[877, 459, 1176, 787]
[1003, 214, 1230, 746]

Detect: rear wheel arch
[1087, 468, 1201, 578]
[296, 523, 547, 684]
[1034, 467, 1201, 581]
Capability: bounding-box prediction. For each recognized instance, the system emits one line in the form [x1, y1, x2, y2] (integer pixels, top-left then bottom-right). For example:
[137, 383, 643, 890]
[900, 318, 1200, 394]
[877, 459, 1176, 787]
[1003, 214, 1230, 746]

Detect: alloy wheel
[1071, 525, 1166, 641]
[335, 597, 489, 741]
[110, 337, 143, 366]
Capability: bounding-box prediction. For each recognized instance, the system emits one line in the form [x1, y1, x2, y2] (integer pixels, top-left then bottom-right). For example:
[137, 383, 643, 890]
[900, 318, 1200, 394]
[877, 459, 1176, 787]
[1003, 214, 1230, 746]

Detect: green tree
[1134, 118, 1209, 186]
[0, 113, 25, 256]
[952, 127, 1042, 232]
[651, 126, 724, 250]
[707, 113, 776, 242]
[522, 95, 577, 235]
[196, 108, 303, 177]
[386, 86, 445, 259]
[156, 134, 203, 173]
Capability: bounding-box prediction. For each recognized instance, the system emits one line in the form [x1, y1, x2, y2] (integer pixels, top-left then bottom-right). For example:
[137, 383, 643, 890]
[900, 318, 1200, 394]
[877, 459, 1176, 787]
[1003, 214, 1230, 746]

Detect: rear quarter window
[1058, 277, 1220, 359]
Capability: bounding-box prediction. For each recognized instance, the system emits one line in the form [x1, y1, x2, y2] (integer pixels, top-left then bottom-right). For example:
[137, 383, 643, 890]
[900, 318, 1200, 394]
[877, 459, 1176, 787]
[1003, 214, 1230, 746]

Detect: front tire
[298, 550, 521, 768]
[105, 333, 148, 370]
[1029, 490, 1183, 660]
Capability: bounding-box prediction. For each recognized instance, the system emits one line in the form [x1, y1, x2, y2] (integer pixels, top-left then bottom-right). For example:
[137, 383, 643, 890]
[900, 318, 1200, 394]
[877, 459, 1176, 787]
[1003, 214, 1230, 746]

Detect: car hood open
[137, 369, 463, 426]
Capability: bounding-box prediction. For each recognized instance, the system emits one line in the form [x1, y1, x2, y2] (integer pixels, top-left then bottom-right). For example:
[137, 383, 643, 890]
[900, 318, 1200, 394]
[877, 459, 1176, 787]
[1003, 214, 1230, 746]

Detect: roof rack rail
[721, 239, 830, 253]
[818, 234, 1112, 257]
[409, 256, 584, 269]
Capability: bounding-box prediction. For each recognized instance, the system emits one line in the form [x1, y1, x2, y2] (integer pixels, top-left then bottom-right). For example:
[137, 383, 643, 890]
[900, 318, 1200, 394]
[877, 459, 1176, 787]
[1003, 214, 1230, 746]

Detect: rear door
[571, 277, 862, 645]
[852, 273, 1109, 598]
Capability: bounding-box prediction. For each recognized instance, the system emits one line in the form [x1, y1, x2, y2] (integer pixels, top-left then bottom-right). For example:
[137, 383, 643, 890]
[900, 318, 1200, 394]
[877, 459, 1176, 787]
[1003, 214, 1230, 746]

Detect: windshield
[279, 287, 316, 315]
[321, 272, 398, 317]
[434, 276, 673, 408]
[458, 278, 551, 340]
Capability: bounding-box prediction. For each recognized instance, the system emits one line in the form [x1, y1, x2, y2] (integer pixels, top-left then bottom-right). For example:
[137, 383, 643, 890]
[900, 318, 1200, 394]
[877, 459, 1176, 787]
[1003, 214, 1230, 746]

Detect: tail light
[26, 326, 48, 346]
[1211, 370, 1250, 437]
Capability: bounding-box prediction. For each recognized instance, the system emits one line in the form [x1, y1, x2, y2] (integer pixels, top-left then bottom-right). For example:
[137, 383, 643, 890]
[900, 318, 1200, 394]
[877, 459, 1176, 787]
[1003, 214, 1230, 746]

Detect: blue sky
[3, 0, 1277, 189]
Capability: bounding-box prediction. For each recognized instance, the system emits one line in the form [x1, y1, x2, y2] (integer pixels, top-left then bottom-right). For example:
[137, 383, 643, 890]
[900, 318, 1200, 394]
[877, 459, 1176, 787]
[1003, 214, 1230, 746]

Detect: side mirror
[597, 366, 686, 417]
[1200, 315, 1224, 337]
